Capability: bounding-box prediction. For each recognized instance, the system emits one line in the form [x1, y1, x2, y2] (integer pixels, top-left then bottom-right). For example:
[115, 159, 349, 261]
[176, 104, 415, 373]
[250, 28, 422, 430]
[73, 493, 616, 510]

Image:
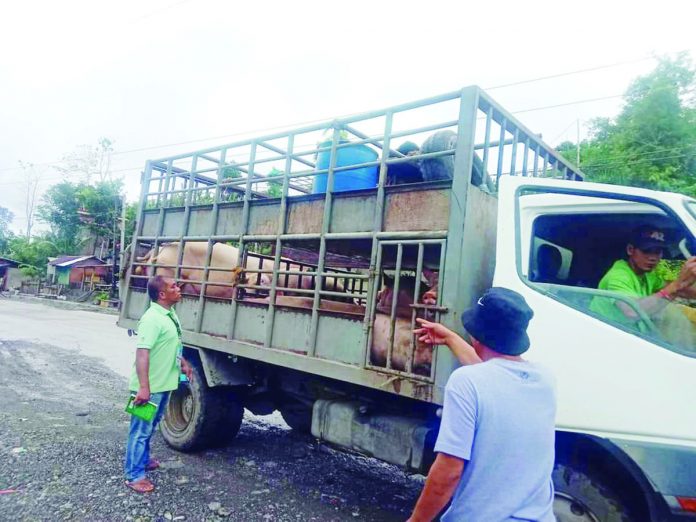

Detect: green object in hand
[125, 395, 158, 422]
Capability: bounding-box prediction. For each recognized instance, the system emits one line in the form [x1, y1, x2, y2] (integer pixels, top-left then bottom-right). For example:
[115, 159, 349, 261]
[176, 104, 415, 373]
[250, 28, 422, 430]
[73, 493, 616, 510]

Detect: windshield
[521, 188, 696, 358]
[686, 200, 696, 223]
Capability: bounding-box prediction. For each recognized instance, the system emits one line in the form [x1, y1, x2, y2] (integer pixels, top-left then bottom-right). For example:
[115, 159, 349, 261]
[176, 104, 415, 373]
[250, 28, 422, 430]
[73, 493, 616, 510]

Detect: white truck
[120, 86, 696, 521]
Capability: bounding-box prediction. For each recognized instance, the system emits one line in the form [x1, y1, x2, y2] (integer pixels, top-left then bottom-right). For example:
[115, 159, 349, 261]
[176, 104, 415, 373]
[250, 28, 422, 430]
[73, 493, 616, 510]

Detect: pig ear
[422, 269, 439, 287]
[232, 266, 244, 282]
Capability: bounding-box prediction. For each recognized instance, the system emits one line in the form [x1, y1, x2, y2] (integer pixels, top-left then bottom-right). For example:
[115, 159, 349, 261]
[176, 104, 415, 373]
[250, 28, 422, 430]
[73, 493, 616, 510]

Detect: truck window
[519, 188, 696, 358]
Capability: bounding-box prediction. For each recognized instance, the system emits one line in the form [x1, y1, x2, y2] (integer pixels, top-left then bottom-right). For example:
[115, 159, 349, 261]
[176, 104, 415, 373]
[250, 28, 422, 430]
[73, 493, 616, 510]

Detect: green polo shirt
[128, 302, 182, 393]
[589, 259, 665, 325]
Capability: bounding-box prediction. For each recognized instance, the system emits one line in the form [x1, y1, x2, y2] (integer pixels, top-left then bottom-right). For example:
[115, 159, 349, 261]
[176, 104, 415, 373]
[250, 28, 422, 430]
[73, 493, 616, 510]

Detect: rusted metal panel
[125, 290, 149, 321]
[216, 205, 244, 236]
[233, 304, 267, 345]
[464, 187, 498, 303]
[270, 308, 312, 352]
[287, 198, 324, 234]
[384, 189, 450, 231]
[201, 299, 235, 337]
[316, 315, 365, 365]
[330, 194, 375, 233]
[187, 207, 214, 236]
[141, 211, 159, 237]
[247, 203, 281, 236]
[173, 297, 199, 331]
[162, 209, 185, 237]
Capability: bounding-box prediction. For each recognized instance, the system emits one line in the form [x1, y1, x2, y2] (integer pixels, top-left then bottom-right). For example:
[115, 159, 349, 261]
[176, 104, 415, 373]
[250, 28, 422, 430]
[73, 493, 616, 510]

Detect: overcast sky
[1, 0, 695, 234]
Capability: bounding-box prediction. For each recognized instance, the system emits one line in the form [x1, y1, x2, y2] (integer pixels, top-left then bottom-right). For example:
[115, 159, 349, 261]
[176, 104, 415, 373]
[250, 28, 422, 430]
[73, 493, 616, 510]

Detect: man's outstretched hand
[414, 318, 455, 346]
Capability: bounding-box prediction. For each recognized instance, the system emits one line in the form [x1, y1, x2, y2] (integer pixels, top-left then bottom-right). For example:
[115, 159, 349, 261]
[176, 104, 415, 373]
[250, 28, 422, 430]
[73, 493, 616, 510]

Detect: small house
[47, 256, 109, 288]
[0, 257, 23, 290]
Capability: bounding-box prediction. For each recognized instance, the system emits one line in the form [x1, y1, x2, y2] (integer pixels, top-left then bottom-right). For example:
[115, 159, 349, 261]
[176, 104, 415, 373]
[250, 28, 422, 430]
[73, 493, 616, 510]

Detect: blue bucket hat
[461, 287, 534, 356]
[630, 225, 669, 252]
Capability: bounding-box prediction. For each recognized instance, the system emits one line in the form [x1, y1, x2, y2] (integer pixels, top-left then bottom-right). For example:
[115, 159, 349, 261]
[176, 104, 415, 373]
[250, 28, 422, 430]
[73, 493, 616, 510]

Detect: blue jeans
[124, 391, 170, 482]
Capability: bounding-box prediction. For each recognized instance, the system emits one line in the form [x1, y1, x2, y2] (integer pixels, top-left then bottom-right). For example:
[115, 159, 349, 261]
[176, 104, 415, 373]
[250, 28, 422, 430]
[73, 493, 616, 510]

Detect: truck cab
[499, 177, 696, 521]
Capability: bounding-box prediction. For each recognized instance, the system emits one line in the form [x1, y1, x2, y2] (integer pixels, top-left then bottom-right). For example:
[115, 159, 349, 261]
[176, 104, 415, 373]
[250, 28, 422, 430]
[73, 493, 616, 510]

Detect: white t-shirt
[435, 358, 557, 521]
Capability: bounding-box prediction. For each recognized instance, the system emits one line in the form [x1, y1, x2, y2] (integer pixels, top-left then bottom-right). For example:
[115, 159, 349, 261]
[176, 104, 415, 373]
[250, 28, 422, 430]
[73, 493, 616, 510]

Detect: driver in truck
[589, 225, 696, 328]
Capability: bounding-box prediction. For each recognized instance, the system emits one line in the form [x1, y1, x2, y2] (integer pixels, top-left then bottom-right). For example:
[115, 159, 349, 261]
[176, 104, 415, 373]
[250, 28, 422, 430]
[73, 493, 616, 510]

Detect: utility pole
[119, 199, 127, 268]
[576, 119, 581, 167]
[110, 196, 120, 299]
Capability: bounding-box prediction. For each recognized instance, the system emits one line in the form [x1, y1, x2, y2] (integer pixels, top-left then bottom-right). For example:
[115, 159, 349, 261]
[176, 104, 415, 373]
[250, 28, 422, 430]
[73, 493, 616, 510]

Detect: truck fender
[556, 431, 669, 521]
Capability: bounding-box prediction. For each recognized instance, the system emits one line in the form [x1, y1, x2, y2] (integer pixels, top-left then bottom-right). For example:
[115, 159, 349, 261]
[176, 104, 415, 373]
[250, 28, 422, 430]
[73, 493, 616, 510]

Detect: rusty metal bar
[407, 243, 425, 374]
[307, 127, 340, 358]
[227, 142, 257, 340]
[195, 148, 226, 333]
[386, 243, 404, 370]
[496, 118, 507, 185]
[265, 133, 294, 348]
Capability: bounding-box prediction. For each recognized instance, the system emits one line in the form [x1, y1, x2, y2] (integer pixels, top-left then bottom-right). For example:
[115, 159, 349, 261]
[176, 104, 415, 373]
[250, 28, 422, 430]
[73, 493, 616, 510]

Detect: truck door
[494, 176, 696, 445]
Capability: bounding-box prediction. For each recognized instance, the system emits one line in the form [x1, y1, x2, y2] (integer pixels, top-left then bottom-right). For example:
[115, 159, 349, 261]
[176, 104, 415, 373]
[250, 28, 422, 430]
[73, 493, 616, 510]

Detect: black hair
[147, 275, 167, 301]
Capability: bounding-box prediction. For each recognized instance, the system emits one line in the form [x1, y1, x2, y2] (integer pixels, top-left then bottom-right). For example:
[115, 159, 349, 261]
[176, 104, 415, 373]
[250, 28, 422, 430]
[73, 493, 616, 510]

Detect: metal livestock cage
[119, 85, 583, 404]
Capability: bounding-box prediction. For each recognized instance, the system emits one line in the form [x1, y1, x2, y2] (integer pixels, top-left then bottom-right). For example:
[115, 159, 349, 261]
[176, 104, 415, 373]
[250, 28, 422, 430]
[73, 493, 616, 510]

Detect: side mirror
[678, 238, 696, 259]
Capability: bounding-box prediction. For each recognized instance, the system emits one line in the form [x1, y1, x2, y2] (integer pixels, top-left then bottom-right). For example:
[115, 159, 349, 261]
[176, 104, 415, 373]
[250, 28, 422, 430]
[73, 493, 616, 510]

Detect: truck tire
[279, 401, 313, 433]
[552, 463, 633, 522]
[160, 362, 244, 452]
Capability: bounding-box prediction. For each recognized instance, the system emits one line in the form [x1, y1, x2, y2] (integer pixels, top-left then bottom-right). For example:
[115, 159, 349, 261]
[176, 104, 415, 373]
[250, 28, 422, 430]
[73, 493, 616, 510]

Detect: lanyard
[167, 312, 182, 339]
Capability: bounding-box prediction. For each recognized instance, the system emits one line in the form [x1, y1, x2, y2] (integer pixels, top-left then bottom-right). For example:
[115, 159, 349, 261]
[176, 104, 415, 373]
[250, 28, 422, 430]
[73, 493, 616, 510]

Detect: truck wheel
[279, 401, 313, 433]
[160, 362, 244, 452]
[553, 463, 633, 522]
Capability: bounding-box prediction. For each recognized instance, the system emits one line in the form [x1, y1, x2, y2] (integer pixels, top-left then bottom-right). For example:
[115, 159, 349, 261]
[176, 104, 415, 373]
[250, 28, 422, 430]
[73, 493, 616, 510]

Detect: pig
[132, 241, 346, 300]
[370, 271, 439, 375]
[133, 242, 245, 299]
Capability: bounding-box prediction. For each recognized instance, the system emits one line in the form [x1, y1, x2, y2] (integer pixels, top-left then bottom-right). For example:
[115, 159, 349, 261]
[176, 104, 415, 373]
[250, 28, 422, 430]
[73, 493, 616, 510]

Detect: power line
[0, 91, 633, 179]
[579, 145, 695, 168]
[0, 115, 343, 174]
[0, 61, 691, 185]
[1, 49, 686, 176]
[514, 94, 624, 114]
[484, 55, 656, 91]
[582, 152, 694, 170]
[549, 120, 580, 144]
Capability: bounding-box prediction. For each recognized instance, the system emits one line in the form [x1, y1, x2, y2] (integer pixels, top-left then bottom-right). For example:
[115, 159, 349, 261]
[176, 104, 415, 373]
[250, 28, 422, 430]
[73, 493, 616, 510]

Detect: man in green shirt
[590, 225, 696, 326]
[125, 275, 193, 493]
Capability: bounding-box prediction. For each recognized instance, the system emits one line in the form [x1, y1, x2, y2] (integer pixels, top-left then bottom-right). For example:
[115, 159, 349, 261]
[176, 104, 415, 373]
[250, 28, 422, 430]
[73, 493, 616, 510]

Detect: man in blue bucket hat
[407, 287, 556, 522]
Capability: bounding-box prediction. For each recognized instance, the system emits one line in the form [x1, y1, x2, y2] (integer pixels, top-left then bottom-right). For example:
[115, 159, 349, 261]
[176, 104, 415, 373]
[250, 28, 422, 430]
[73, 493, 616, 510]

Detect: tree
[19, 161, 42, 240]
[122, 202, 137, 250]
[7, 233, 56, 274]
[54, 137, 114, 184]
[266, 168, 284, 198]
[221, 164, 244, 202]
[37, 179, 125, 255]
[36, 181, 82, 250]
[0, 206, 14, 254]
[558, 53, 696, 196]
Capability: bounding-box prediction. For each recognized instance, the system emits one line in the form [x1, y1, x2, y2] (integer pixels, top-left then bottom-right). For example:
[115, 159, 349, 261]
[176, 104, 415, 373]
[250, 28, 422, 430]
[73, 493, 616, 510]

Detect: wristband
[658, 288, 674, 301]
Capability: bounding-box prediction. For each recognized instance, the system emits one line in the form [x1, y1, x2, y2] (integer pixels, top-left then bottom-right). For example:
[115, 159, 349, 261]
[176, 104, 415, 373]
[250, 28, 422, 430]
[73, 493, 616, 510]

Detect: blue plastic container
[312, 141, 379, 193]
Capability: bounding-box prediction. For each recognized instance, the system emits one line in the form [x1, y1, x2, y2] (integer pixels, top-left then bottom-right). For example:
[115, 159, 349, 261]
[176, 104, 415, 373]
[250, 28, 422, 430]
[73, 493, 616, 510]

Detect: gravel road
[0, 299, 424, 521]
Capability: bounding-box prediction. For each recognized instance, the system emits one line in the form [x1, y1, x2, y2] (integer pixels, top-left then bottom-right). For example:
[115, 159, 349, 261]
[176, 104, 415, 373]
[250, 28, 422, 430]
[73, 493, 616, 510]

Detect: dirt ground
[0, 299, 424, 522]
